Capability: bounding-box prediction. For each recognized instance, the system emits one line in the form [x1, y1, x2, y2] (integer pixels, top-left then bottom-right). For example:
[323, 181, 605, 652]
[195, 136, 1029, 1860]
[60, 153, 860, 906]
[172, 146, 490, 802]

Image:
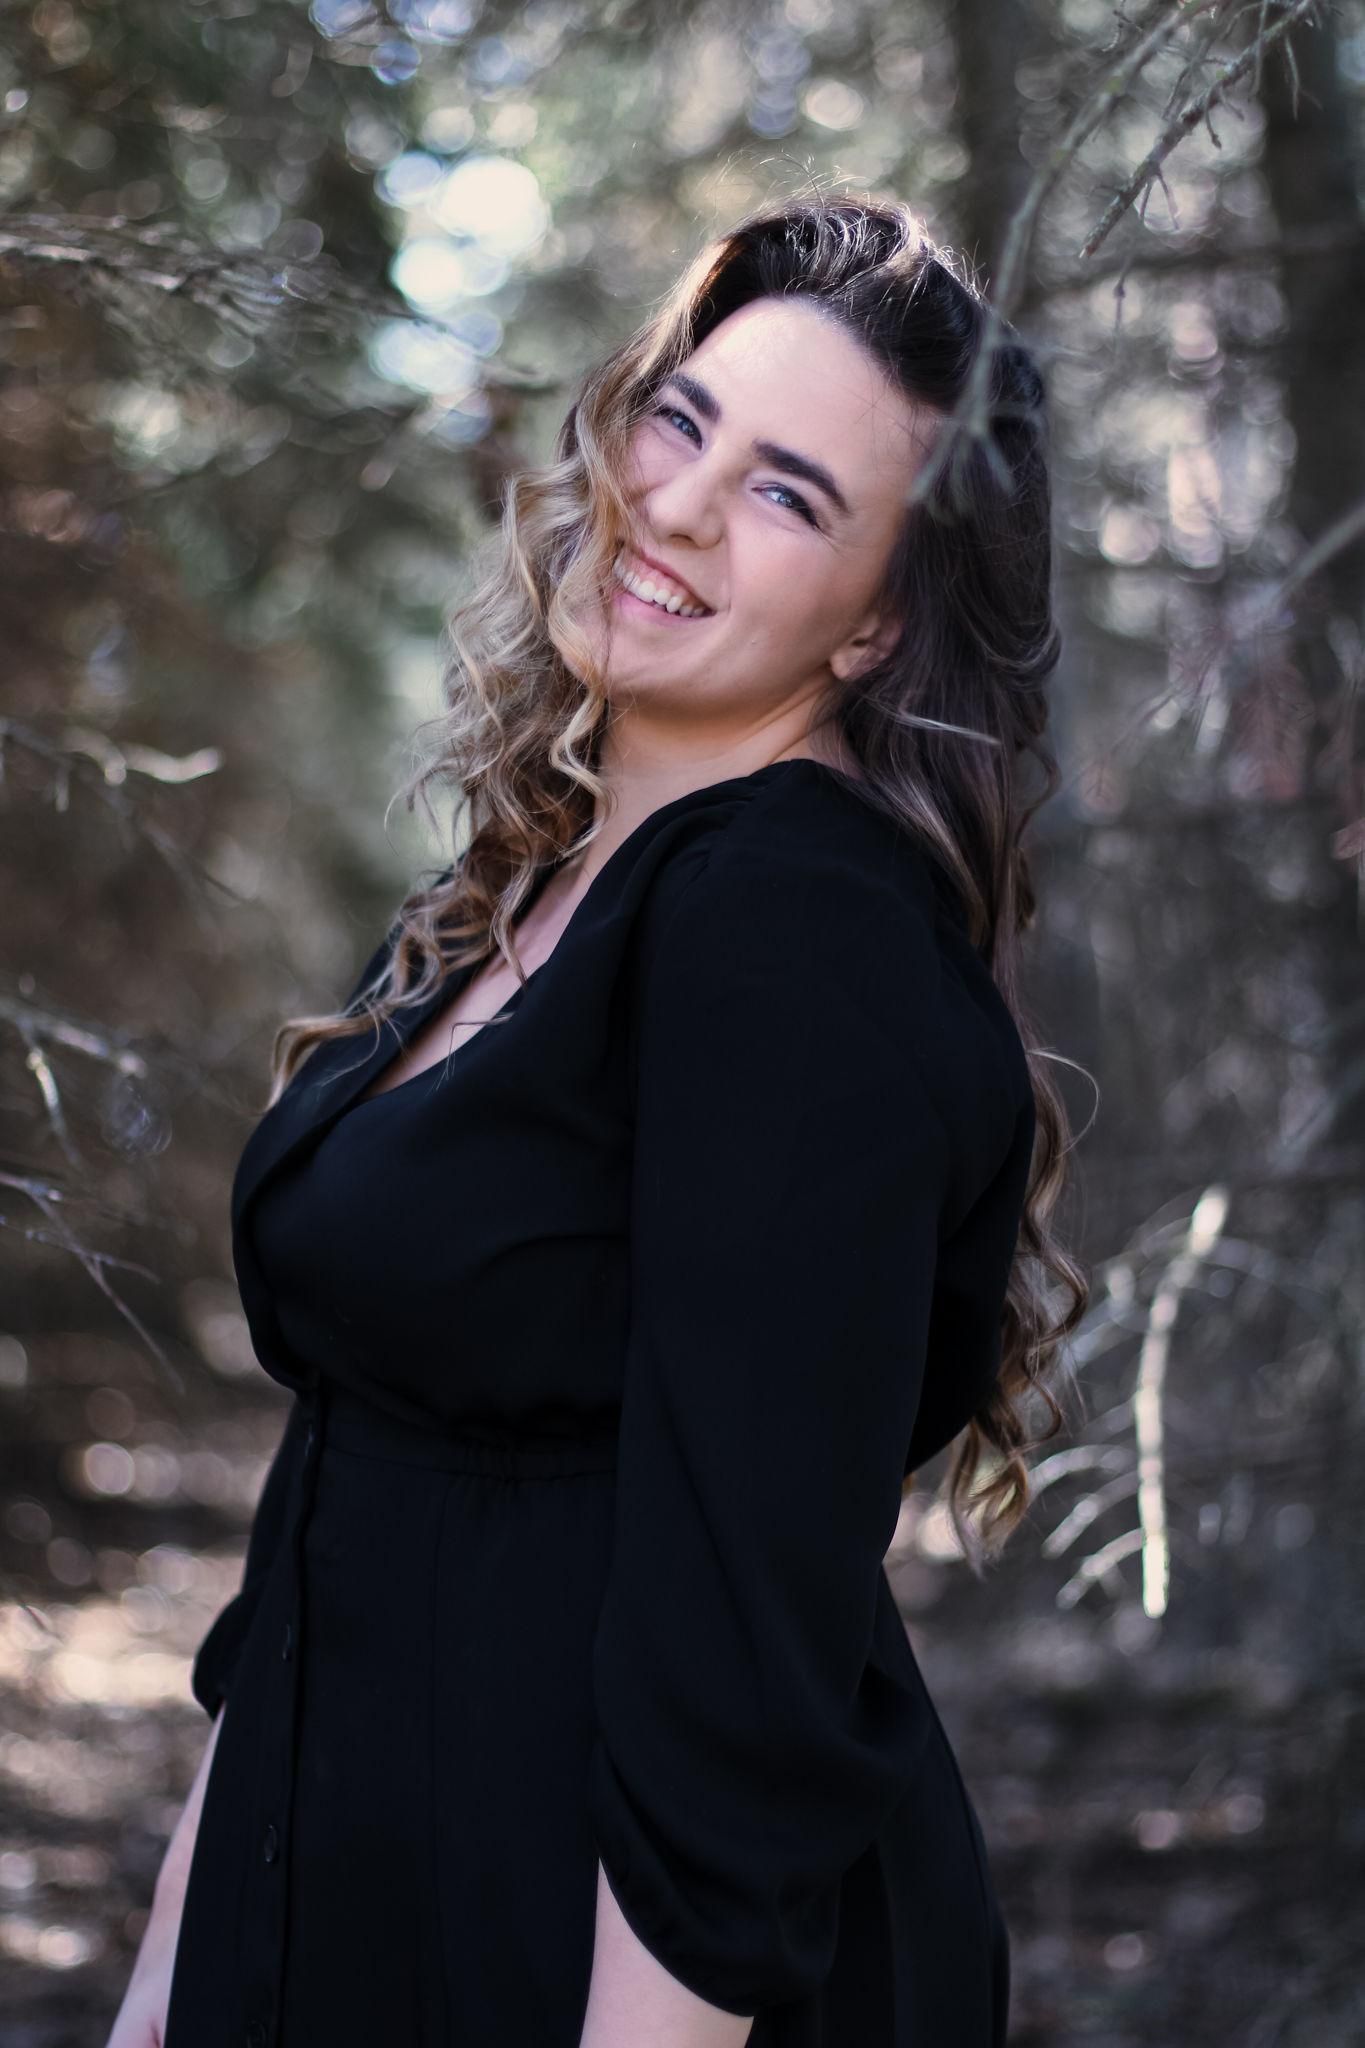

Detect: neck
[575, 705, 855, 885]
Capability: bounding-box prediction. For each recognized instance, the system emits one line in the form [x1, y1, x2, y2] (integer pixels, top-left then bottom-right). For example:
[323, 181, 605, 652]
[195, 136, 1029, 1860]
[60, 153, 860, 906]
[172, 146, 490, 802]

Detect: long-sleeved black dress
[166, 756, 1033, 2048]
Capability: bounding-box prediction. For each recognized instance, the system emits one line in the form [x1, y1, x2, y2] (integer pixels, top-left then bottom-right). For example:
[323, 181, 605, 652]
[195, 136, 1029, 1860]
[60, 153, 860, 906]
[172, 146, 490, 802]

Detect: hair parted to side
[271, 195, 1087, 1556]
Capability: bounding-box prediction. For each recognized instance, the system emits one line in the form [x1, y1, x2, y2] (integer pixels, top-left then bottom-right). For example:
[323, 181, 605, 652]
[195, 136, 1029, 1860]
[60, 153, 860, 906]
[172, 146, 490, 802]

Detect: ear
[828, 606, 901, 684]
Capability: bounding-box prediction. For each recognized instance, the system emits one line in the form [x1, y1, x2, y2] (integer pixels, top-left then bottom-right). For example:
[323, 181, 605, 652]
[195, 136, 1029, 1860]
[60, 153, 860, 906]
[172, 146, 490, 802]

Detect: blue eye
[761, 483, 819, 528]
[651, 402, 821, 530]
[655, 404, 702, 445]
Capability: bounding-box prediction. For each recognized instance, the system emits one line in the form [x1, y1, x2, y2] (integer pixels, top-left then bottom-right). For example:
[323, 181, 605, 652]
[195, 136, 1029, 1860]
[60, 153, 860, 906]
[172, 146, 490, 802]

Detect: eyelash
[762, 482, 819, 529]
[652, 404, 821, 530]
[655, 403, 702, 446]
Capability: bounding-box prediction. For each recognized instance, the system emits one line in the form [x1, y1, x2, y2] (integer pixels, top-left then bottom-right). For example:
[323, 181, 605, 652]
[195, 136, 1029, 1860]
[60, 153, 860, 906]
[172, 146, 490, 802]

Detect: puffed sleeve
[588, 822, 1027, 2015]
[191, 1399, 308, 1717]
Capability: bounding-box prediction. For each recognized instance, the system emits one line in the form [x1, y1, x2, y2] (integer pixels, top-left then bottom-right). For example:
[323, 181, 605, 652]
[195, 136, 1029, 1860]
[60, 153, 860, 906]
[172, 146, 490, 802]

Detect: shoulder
[632, 760, 1032, 1132]
[636, 759, 942, 961]
[637, 764, 1004, 1036]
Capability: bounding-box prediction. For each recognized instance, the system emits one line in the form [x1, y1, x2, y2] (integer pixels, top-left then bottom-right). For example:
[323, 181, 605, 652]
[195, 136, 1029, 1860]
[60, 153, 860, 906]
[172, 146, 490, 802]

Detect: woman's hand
[579, 1863, 754, 2048]
[106, 1706, 224, 2048]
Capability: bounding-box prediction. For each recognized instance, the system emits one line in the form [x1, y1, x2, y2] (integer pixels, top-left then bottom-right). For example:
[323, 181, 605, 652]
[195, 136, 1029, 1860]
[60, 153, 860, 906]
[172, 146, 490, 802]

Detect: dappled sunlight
[0, 1549, 243, 1721]
[378, 154, 547, 392]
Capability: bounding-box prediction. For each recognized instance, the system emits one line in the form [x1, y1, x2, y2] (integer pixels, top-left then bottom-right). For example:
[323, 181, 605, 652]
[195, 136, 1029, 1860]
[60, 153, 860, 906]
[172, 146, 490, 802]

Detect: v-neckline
[353, 858, 567, 1105]
[353, 757, 852, 1107]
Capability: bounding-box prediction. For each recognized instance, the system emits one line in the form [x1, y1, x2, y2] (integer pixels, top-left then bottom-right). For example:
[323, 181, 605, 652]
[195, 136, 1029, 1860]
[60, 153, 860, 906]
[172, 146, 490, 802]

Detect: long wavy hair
[271, 196, 1086, 1555]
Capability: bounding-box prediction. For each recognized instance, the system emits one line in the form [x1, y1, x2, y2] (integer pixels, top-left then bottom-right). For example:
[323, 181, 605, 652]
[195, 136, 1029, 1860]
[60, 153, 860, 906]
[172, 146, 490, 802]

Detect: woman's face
[598, 296, 929, 744]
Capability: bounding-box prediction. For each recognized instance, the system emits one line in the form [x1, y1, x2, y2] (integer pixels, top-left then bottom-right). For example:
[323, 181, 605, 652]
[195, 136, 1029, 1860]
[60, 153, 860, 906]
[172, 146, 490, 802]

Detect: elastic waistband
[317, 1382, 619, 1480]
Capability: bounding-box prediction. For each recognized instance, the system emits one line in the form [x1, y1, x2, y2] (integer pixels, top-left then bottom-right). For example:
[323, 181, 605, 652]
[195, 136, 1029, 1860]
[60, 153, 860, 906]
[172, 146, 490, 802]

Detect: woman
[110, 198, 1081, 2048]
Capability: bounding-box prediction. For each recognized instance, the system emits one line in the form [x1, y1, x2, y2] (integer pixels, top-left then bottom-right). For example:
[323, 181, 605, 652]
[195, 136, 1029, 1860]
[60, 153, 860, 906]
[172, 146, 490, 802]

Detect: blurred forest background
[0, 0, 1362, 2041]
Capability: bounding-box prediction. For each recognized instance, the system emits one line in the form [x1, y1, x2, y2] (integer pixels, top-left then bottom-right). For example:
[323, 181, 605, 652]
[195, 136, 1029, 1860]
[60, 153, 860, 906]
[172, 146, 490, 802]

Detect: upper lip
[619, 545, 712, 612]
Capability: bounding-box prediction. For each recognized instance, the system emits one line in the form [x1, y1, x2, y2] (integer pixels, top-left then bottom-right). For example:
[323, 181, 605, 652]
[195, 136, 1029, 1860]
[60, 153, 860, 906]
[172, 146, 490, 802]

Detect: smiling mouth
[612, 550, 713, 618]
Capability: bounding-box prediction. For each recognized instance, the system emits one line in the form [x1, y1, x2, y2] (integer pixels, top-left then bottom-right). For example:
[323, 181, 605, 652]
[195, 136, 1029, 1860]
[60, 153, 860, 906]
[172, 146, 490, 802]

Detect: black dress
[167, 757, 1033, 2048]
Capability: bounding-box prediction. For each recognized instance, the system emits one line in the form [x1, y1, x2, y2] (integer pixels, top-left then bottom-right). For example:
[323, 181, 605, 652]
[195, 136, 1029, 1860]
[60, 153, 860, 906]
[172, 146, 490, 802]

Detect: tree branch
[0, 719, 235, 921]
[1132, 1185, 1229, 1616]
[917, 0, 1234, 506]
[1080, 0, 1321, 258]
[0, 1171, 179, 1387]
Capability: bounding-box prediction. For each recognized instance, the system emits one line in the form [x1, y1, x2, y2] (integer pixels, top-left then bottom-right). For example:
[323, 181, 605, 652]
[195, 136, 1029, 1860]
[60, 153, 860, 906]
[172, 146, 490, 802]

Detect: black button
[280, 1621, 292, 1661]
[263, 1822, 279, 1865]
[247, 2025, 267, 2048]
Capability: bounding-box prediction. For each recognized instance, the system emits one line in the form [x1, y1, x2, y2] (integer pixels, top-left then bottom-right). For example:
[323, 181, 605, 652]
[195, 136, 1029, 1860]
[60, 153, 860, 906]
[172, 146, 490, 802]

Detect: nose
[641, 444, 725, 553]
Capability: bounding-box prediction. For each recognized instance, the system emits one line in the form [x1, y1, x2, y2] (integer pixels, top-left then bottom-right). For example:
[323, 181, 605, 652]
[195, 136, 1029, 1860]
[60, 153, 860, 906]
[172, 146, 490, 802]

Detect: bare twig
[918, 0, 1232, 506]
[1057, 1528, 1145, 1607]
[1023, 219, 1365, 307]
[1043, 1469, 1140, 1558]
[1081, 0, 1322, 258]
[1133, 1185, 1230, 1616]
[63, 727, 222, 788]
[17, 1035, 81, 1168]
[1029, 1444, 1133, 1496]
[0, 993, 149, 1080]
[0, 214, 404, 334]
[0, 1171, 179, 1387]
[0, 1205, 159, 1283]
[1259, 494, 1365, 621]
[1, 986, 152, 1163]
[1054, 481, 1365, 825]
[1273, 1047, 1365, 1170]
[0, 719, 235, 919]
[920, 1, 1325, 511]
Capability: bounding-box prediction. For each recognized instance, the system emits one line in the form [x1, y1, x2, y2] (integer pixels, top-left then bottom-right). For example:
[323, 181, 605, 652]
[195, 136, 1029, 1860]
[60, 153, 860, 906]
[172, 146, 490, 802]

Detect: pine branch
[0, 213, 403, 335]
[1080, 0, 1321, 258]
[916, 0, 1233, 507]
[918, 1, 1326, 512]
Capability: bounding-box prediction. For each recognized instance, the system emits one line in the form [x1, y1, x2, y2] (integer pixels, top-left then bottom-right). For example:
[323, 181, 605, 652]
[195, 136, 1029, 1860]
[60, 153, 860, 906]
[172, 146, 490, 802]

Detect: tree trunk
[1257, 13, 1365, 1157]
[945, 0, 1036, 277]
[1259, 11, 1365, 637]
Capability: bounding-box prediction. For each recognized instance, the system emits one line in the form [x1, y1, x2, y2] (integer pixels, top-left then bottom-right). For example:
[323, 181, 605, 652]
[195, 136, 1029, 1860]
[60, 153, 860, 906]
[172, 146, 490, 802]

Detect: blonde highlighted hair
[272, 196, 1086, 1553]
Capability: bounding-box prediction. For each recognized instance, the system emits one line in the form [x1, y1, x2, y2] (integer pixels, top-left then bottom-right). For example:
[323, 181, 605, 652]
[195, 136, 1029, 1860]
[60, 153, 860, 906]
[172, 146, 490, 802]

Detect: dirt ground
[3, 1385, 1361, 2047]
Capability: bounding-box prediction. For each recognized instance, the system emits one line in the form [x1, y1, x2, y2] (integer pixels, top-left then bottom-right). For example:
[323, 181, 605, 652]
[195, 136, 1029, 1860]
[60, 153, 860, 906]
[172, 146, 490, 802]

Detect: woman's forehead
[676, 298, 927, 494]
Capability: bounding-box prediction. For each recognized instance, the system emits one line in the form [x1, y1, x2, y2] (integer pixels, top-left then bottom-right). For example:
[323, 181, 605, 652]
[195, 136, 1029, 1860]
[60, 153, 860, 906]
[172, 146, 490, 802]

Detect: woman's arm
[106, 1704, 223, 2048]
[580, 1864, 753, 2048]
[586, 823, 1017, 2016]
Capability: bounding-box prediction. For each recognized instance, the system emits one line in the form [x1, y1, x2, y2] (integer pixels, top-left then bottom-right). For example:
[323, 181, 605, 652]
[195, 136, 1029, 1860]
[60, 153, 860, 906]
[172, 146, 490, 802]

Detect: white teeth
[614, 554, 708, 617]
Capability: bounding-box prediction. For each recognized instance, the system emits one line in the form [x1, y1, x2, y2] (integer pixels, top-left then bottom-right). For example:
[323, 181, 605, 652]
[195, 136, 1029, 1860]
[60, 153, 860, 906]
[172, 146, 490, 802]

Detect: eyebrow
[670, 371, 720, 423]
[664, 372, 851, 517]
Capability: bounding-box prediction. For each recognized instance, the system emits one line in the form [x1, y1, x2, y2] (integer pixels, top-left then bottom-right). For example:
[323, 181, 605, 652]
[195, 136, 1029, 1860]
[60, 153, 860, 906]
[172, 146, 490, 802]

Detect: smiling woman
[111, 200, 1084, 2048]
[591, 301, 927, 736]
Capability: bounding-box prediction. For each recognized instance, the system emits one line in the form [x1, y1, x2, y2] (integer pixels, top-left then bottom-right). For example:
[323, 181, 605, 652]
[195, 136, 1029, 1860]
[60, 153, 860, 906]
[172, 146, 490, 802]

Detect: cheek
[730, 529, 857, 649]
[626, 422, 679, 498]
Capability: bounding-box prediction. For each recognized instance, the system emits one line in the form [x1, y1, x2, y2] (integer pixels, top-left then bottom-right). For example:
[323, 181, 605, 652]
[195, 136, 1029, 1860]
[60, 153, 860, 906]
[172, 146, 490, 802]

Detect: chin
[602, 641, 706, 698]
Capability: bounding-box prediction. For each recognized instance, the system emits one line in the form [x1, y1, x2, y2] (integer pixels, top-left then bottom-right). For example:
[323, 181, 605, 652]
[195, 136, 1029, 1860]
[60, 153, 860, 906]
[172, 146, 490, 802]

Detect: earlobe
[829, 612, 900, 683]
